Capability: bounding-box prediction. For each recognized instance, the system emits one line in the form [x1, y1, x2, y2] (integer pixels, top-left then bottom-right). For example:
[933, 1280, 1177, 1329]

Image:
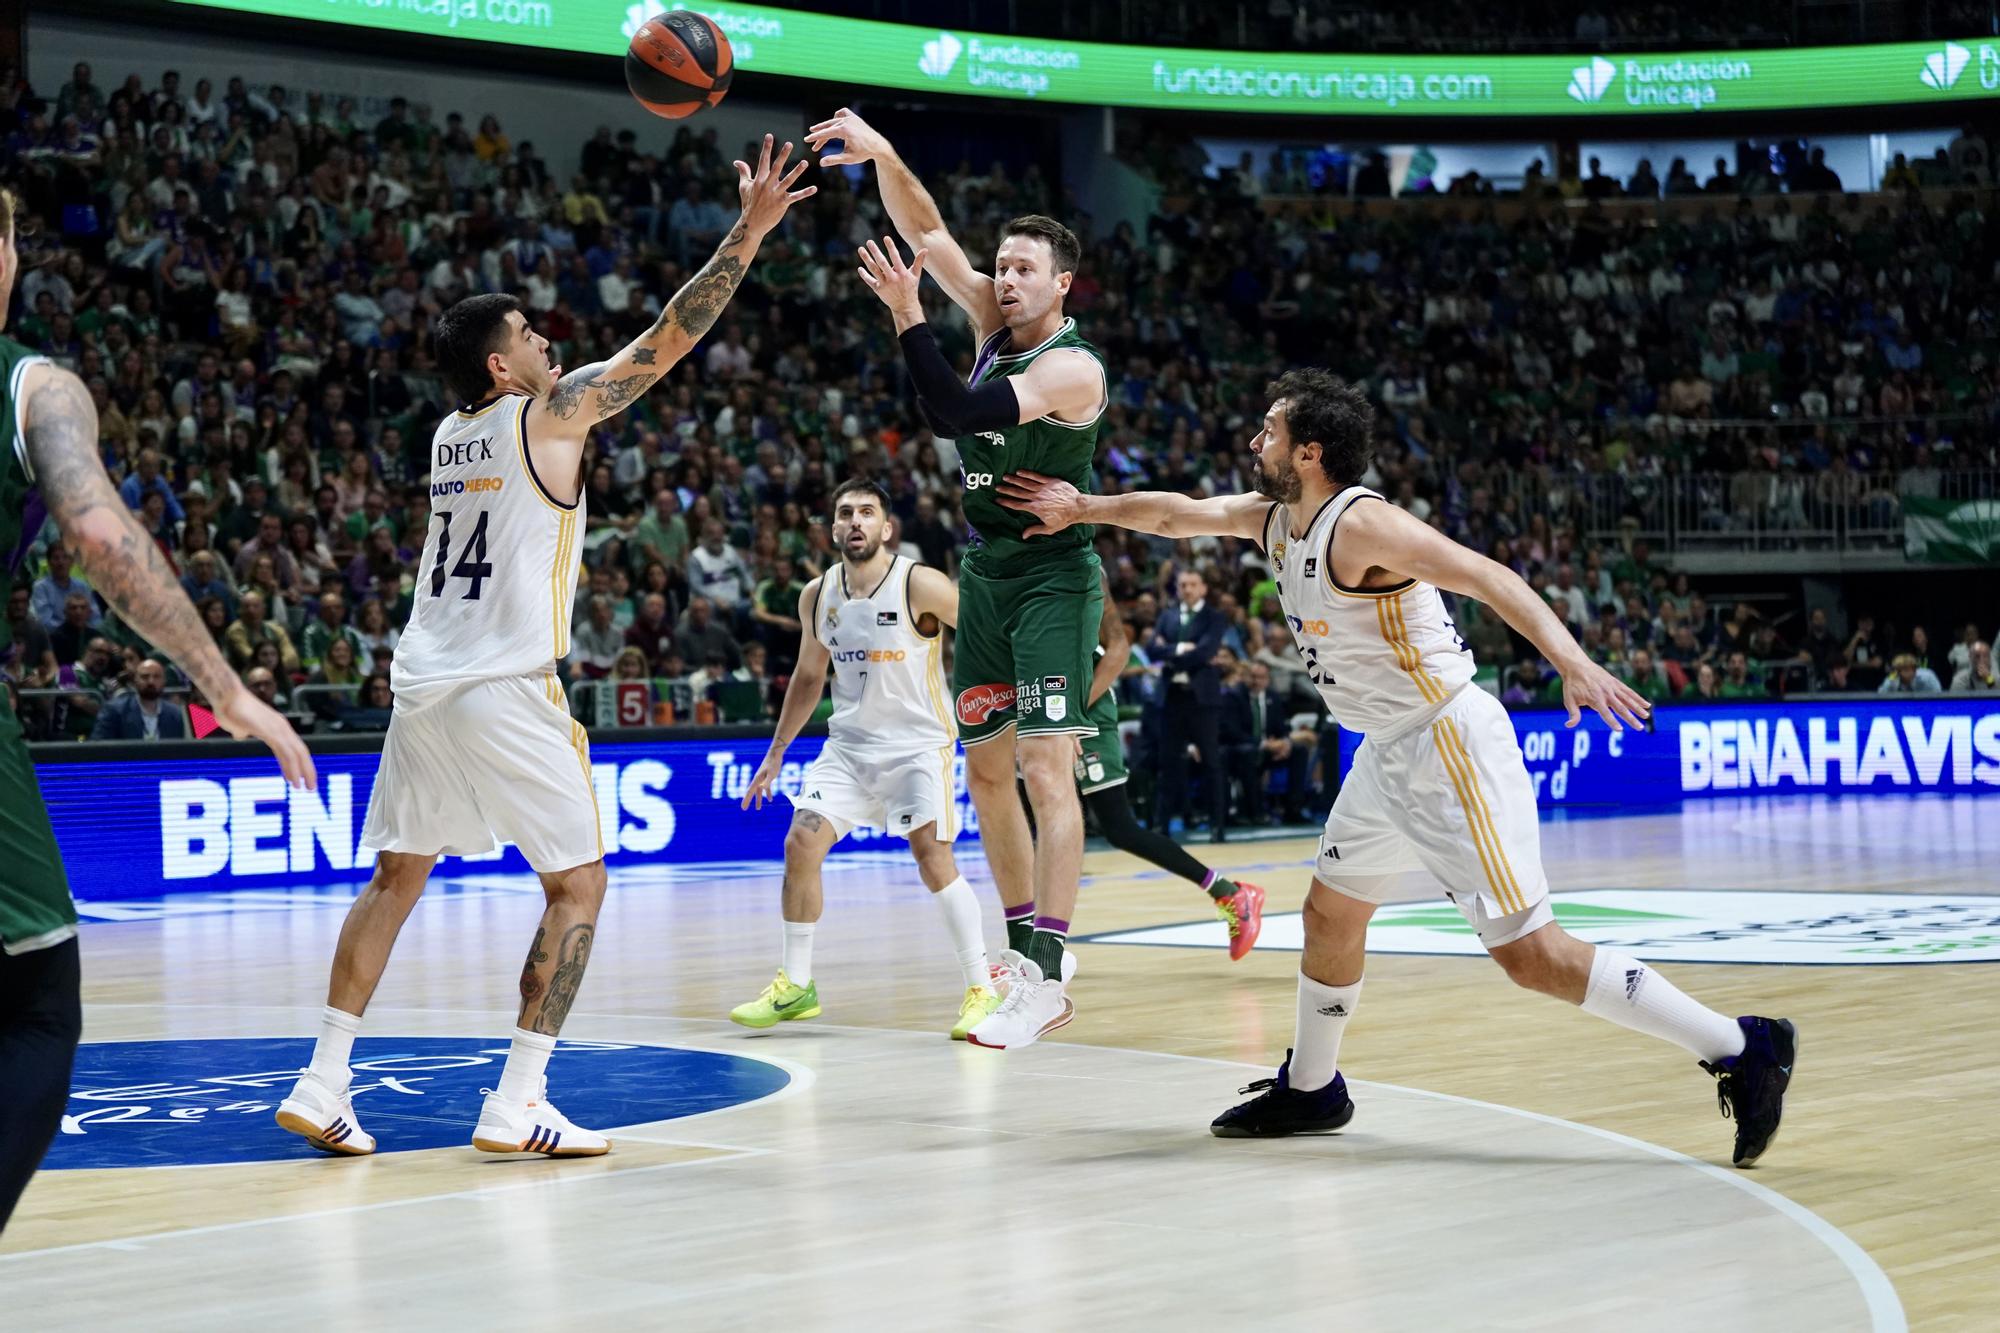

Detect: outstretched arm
[19, 363, 314, 786]
[996, 470, 1271, 543]
[856, 240, 1101, 430]
[808, 108, 1003, 341]
[1335, 500, 1649, 732]
[536, 135, 815, 441]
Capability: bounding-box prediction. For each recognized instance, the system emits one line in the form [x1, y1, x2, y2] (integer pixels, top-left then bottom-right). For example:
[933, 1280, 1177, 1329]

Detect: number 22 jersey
[392, 394, 585, 708]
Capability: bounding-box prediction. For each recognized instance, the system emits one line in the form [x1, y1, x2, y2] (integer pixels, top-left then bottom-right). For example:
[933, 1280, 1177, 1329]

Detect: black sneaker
[1700, 1016, 1798, 1168]
[1210, 1051, 1355, 1138]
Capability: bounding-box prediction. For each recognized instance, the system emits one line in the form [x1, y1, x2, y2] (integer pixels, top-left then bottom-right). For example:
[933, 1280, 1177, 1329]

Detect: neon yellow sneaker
[729, 970, 821, 1030]
[950, 985, 1003, 1040]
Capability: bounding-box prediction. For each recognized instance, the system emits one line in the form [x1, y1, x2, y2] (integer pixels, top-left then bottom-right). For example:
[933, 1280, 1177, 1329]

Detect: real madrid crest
[1272, 541, 1286, 572]
[826, 604, 840, 628]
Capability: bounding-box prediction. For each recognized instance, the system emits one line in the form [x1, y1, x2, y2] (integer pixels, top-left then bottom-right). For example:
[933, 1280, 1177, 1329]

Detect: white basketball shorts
[1315, 686, 1553, 946]
[789, 741, 958, 842]
[360, 672, 603, 874]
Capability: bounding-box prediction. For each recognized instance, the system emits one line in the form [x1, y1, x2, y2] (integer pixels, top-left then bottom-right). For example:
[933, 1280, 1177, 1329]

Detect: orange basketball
[626, 11, 734, 119]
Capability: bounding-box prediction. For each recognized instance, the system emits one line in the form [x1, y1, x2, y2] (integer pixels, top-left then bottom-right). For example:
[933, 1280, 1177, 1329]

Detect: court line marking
[42, 1007, 1907, 1332]
[0, 1148, 769, 1263]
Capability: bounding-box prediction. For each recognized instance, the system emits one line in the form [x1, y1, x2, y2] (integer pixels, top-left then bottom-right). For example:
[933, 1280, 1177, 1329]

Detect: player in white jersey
[734, 480, 1002, 1038]
[277, 136, 815, 1159]
[996, 369, 1798, 1169]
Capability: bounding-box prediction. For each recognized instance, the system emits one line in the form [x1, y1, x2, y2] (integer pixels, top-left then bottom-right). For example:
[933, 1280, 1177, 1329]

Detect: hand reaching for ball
[735, 135, 817, 237]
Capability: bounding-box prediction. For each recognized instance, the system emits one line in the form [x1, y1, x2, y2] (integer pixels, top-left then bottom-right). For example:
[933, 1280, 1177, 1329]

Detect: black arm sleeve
[899, 322, 1021, 436]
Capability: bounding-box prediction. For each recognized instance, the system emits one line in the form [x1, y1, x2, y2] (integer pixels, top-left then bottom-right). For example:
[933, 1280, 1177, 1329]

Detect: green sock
[1205, 874, 1237, 902]
[1026, 929, 1065, 982]
[1005, 911, 1035, 954]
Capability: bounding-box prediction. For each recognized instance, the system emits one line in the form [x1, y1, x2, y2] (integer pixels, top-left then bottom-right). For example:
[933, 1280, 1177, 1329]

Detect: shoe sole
[729, 1004, 821, 1030]
[275, 1106, 373, 1156]
[1734, 1020, 1798, 1169]
[470, 1134, 613, 1157]
[1210, 1101, 1356, 1139]
[966, 996, 1076, 1050]
[1227, 884, 1267, 962]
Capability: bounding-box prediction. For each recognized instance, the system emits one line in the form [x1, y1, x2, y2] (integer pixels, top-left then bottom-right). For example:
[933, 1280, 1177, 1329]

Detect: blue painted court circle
[50, 1037, 790, 1168]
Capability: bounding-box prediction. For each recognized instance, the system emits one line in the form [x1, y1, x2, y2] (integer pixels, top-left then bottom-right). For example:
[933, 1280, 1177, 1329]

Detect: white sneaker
[471, 1076, 611, 1157]
[966, 951, 1075, 1050]
[275, 1067, 376, 1155]
[990, 948, 1078, 993]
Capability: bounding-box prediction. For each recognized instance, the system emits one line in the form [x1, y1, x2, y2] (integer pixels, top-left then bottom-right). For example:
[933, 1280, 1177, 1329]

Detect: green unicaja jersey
[0, 336, 76, 953]
[1, 337, 52, 656]
[959, 317, 1104, 575]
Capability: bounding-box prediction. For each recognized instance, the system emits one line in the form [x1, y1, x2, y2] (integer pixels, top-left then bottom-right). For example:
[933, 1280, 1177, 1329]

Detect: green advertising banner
[1904, 496, 2000, 564]
[163, 0, 2000, 118]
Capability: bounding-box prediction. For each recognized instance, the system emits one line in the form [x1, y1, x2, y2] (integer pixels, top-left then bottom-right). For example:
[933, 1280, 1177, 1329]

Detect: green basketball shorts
[953, 553, 1103, 747]
[0, 709, 78, 954]
[1074, 687, 1127, 792]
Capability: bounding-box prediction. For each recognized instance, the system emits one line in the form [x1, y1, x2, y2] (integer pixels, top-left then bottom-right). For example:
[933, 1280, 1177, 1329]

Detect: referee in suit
[1148, 569, 1230, 841]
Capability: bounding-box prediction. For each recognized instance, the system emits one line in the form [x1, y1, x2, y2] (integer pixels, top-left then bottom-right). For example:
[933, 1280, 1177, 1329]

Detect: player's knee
[1017, 751, 1070, 807]
[1490, 931, 1565, 995]
[912, 838, 956, 883]
[543, 860, 607, 912]
[964, 755, 1013, 801]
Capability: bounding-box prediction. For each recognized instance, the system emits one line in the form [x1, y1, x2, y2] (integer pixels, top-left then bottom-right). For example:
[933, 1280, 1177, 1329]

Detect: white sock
[1290, 973, 1361, 1093]
[783, 921, 816, 985]
[496, 1026, 557, 1103]
[1580, 949, 1746, 1062]
[308, 1006, 361, 1085]
[931, 876, 990, 990]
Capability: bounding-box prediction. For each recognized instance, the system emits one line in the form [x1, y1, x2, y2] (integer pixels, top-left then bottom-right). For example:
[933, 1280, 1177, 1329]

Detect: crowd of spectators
[1, 60, 1995, 835]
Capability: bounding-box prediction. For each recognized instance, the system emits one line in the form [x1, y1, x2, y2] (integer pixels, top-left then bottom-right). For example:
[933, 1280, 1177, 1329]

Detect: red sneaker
[1218, 881, 1265, 961]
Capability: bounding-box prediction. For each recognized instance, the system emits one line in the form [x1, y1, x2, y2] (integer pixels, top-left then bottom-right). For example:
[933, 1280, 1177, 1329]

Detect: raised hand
[734, 134, 816, 237]
[994, 470, 1087, 537]
[806, 107, 889, 167]
[855, 237, 927, 317]
[1559, 658, 1652, 732]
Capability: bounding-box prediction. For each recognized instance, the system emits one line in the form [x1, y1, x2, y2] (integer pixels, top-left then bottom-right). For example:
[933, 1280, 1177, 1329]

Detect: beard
[843, 533, 882, 563]
[1252, 456, 1303, 504]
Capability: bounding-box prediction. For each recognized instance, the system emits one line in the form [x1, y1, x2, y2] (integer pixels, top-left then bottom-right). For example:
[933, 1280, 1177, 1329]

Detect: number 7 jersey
[392, 394, 584, 708]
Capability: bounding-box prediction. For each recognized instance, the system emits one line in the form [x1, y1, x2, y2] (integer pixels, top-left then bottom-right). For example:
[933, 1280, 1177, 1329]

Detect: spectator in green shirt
[344, 488, 396, 545]
[300, 590, 365, 670]
[1618, 647, 1666, 701]
[749, 556, 805, 672]
[634, 487, 690, 573]
[1718, 650, 1764, 699]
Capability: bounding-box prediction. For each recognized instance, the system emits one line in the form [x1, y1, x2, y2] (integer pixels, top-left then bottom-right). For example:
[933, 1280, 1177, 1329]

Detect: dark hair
[828, 478, 892, 513]
[1267, 369, 1374, 488]
[1003, 214, 1081, 276]
[434, 293, 521, 405]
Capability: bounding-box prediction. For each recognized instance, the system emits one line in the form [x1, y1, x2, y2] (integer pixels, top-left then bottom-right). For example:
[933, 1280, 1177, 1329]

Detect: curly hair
[1267, 369, 1374, 489]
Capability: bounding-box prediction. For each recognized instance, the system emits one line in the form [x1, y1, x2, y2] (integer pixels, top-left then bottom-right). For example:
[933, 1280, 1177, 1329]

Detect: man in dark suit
[1222, 660, 1314, 825]
[1149, 569, 1229, 841]
[89, 659, 188, 741]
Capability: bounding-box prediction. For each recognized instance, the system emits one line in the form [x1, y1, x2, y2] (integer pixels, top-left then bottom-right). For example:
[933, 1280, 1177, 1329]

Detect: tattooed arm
[532, 134, 815, 445]
[20, 363, 316, 787]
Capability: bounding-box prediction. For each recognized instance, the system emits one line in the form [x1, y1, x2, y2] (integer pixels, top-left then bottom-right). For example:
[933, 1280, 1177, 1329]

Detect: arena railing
[1489, 466, 1994, 555]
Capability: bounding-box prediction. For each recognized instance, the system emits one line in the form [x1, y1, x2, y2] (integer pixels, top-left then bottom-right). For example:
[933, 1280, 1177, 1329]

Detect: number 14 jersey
[393, 393, 584, 708]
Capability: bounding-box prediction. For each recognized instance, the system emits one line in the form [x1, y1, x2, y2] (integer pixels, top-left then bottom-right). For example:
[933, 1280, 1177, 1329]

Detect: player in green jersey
[813, 108, 1107, 1048]
[0, 189, 313, 1232]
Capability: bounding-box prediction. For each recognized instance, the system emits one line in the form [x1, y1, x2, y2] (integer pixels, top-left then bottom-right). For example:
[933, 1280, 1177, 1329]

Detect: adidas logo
[1317, 1003, 1348, 1017]
[1624, 967, 1646, 1002]
[1921, 42, 1971, 91]
[919, 31, 964, 80]
[1566, 56, 1616, 104]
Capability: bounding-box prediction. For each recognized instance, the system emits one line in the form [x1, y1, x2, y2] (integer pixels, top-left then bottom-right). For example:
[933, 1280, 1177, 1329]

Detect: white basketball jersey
[392, 394, 584, 706]
[814, 556, 954, 754]
[1266, 486, 1476, 739]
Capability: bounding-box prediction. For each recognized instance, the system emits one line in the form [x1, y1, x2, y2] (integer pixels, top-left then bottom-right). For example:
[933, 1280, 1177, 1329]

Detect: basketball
[625, 10, 733, 119]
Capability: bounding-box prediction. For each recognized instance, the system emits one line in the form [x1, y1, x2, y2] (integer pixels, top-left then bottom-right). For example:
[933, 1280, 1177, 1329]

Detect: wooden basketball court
[4, 791, 1994, 1330]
